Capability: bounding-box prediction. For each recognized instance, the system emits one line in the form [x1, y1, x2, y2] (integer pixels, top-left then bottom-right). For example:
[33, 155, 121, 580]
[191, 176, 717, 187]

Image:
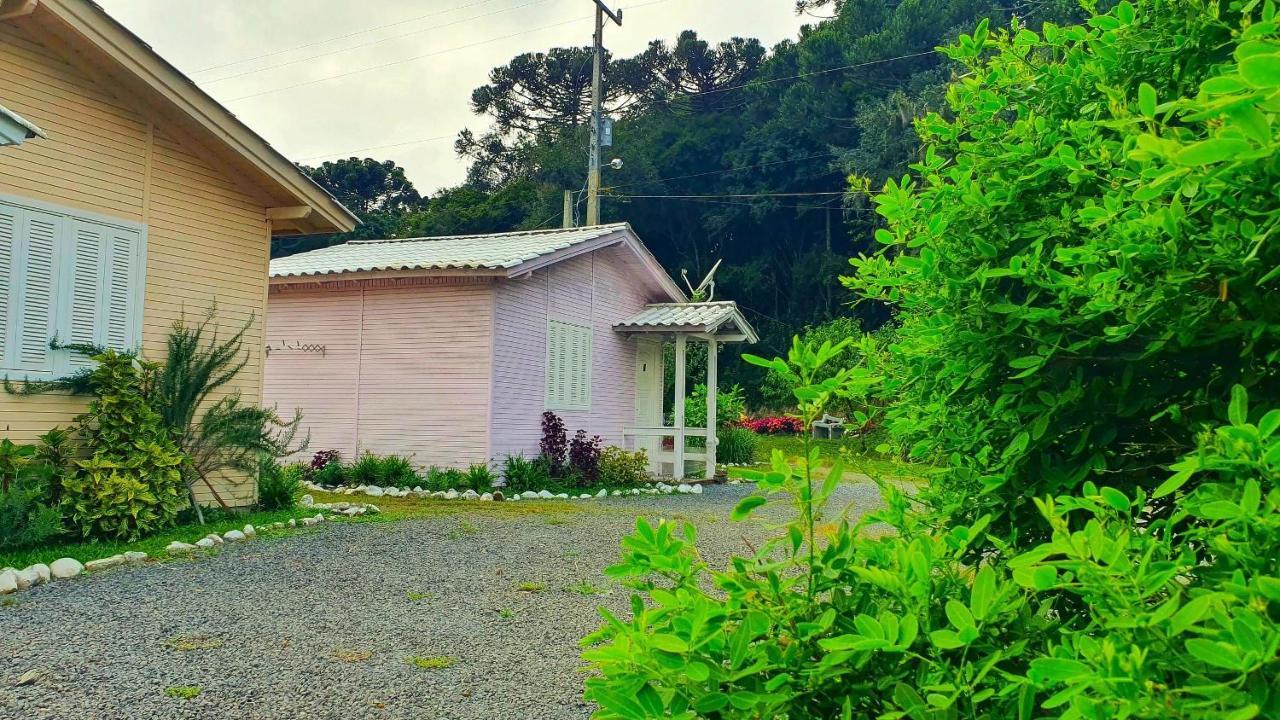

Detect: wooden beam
[0, 0, 39, 22]
[673, 334, 686, 480]
[266, 206, 313, 221]
[705, 338, 717, 480]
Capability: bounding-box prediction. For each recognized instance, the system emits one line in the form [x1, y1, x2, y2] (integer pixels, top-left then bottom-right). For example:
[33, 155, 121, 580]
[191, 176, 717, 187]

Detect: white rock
[49, 558, 84, 579]
[480, 493, 493, 501]
[300, 494, 314, 507]
[85, 555, 126, 572]
[521, 491, 539, 499]
[166, 541, 197, 555]
[596, 489, 608, 498]
[443, 489, 459, 500]
[578, 494, 591, 499]
[27, 564, 51, 585]
[301, 516, 320, 527]
[287, 519, 297, 528]
[492, 491, 505, 501]
[691, 484, 704, 494]
[204, 533, 224, 546]
[537, 490, 554, 499]
[555, 493, 569, 499]
[123, 551, 148, 562]
[243, 524, 256, 538]
[413, 486, 424, 493]
[461, 489, 479, 500]
[342, 507, 363, 516]
[0, 569, 17, 594]
[195, 538, 215, 548]
[364, 486, 384, 497]
[223, 529, 246, 542]
[611, 490, 622, 496]
[365, 504, 381, 514]
[13, 567, 36, 590]
[678, 483, 693, 493]
[314, 513, 325, 522]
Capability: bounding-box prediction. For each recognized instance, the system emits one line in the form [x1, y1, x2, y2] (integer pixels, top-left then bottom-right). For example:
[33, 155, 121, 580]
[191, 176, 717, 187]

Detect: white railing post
[673, 333, 686, 480]
[705, 338, 717, 480]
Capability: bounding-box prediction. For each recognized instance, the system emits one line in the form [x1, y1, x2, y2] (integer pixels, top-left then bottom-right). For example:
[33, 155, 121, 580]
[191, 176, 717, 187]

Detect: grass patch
[407, 655, 455, 670]
[332, 648, 373, 663]
[566, 580, 606, 596]
[165, 686, 201, 699]
[498, 608, 515, 620]
[0, 508, 309, 570]
[446, 519, 478, 540]
[311, 490, 585, 522]
[743, 434, 927, 484]
[164, 633, 224, 651]
[406, 591, 434, 602]
[515, 581, 546, 593]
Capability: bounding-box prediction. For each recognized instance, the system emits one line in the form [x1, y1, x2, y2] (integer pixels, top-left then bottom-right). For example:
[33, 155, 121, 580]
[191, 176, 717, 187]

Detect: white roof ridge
[348, 222, 631, 246]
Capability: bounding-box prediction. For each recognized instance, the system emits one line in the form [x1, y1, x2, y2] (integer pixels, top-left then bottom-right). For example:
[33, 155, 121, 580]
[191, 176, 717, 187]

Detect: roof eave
[503, 224, 687, 303]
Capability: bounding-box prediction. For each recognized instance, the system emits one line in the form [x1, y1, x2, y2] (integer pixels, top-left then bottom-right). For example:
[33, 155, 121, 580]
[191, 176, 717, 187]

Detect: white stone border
[301, 480, 705, 502]
[0, 503, 380, 598]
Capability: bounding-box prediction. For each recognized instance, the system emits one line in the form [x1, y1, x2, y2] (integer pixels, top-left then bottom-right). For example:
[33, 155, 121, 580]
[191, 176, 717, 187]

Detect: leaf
[1201, 74, 1248, 94]
[1259, 409, 1280, 438]
[1185, 639, 1243, 670]
[1239, 53, 1280, 88]
[650, 634, 689, 653]
[731, 495, 767, 521]
[1170, 594, 1214, 635]
[929, 629, 965, 650]
[970, 566, 995, 620]
[1028, 657, 1091, 683]
[1009, 356, 1044, 369]
[1176, 138, 1252, 166]
[946, 599, 975, 631]
[1138, 82, 1157, 117]
[1099, 486, 1130, 511]
[1229, 384, 1249, 426]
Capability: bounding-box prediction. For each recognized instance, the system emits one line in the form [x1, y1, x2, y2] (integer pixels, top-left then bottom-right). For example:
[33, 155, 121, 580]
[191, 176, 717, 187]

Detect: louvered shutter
[0, 205, 15, 369]
[65, 219, 105, 368]
[14, 209, 60, 372]
[103, 227, 141, 352]
[545, 320, 592, 411]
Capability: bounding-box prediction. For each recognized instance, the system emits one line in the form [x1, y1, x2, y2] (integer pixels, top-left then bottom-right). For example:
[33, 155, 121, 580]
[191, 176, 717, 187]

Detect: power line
[684, 49, 940, 100]
[224, 0, 674, 103]
[190, 0, 505, 75]
[296, 134, 456, 163]
[202, 0, 562, 85]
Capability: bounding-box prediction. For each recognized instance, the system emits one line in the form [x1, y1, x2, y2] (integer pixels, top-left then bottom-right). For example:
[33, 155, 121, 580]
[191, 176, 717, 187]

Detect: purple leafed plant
[540, 411, 568, 475]
[569, 430, 603, 486]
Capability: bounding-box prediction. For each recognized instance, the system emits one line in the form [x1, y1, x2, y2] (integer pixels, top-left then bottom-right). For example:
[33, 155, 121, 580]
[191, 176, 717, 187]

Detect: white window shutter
[545, 320, 592, 411]
[14, 209, 59, 372]
[0, 205, 14, 369]
[66, 220, 105, 368]
[104, 227, 141, 351]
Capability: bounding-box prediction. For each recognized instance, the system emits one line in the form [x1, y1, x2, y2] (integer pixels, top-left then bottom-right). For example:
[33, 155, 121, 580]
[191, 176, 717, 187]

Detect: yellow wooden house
[0, 0, 357, 505]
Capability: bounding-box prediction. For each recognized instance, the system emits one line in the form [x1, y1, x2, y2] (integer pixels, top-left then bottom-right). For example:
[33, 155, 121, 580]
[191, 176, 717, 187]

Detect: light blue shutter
[0, 205, 14, 369]
[103, 227, 141, 352]
[65, 219, 105, 368]
[14, 209, 59, 372]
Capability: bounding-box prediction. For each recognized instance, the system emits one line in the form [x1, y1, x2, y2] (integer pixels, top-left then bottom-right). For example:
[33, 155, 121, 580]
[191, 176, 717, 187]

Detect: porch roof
[613, 301, 758, 343]
[0, 103, 46, 144]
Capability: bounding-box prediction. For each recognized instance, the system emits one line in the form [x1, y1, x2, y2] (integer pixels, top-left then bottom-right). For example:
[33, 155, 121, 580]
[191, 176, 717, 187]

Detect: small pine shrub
[501, 454, 551, 493]
[597, 446, 649, 487]
[465, 464, 496, 492]
[257, 457, 302, 511]
[717, 427, 759, 465]
[0, 463, 63, 549]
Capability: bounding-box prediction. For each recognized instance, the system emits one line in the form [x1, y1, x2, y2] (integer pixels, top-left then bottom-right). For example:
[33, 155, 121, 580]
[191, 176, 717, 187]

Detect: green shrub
[844, 0, 1280, 540]
[501, 454, 552, 493]
[0, 463, 63, 549]
[377, 455, 421, 489]
[347, 452, 384, 487]
[597, 446, 649, 487]
[60, 350, 186, 541]
[464, 464, 496, 492]
[425, 466, 469, 492]
[716, 426, 758, 465]
[312, 460, 347, 488]
[257, 457, 302, 511]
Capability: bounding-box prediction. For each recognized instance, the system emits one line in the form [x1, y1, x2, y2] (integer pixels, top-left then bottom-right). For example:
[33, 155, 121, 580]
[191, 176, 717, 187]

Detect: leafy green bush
[716, 427, 758, 465]
[257, 458, 303, 511]
[465, 464, 496, 492]
[598, 447, 649, 487]
[347, 452, 385, 487]
[425, 466, 469, 492]
[681, 383, 746, 430]
[60, 350, 186, 541]
[312, 460, 347, 488]
[0, 463, 63, 549]
[502, 454, 552, 493]
[378, 455, 422, 488]
[844, 0, 1280, 539]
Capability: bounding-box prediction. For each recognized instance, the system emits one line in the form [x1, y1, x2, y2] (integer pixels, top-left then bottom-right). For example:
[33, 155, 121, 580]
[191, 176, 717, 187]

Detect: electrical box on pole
[601, 117, 614, 148]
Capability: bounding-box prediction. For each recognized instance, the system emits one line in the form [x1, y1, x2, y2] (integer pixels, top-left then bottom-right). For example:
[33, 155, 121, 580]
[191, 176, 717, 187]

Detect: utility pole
[586, 0, 621, 227]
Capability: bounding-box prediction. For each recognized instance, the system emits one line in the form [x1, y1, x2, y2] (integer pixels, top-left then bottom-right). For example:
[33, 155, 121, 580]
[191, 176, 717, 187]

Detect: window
[0, 196, 146, 379]
[545, 319, 592, 410]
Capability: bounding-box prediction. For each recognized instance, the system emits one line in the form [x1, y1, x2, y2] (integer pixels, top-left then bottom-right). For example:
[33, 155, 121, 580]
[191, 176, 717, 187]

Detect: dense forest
[277, 0, 1087, 401]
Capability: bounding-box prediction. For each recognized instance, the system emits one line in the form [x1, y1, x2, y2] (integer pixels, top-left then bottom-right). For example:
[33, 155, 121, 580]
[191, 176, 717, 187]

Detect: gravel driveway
[0, 482, 881, 720]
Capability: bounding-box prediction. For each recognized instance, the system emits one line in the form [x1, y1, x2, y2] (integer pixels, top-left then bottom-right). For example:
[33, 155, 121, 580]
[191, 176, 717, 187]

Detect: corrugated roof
[270, 223, 630, 278]
[615, 301, 758, 343]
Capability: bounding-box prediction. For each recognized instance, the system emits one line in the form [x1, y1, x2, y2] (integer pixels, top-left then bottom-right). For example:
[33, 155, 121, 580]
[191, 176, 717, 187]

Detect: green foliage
[0, 463, 63, 549]
[60, 350, 186, 541]
[681, 384, 746, 429]
[598, 447, 650, 487]
[502, 454, 553, 494]
[312, 460, 347, 488]
[465, 464, 496, 492]
[716, 427, 758, 465]
[150, 312, 307, 504]
[425, 466, 470, 492]
[256, 458, 303, 511]
[845, 0, 1280, 538]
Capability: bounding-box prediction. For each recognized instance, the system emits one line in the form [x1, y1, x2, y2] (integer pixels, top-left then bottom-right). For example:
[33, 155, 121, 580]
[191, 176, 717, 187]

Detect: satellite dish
[681, 259, 722, 302]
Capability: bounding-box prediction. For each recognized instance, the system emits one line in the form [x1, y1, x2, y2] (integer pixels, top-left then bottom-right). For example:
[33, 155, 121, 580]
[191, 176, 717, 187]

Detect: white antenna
[682, 259, 722, 302]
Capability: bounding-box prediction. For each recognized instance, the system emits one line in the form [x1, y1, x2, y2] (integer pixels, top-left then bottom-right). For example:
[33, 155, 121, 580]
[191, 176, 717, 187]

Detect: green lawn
[741, 433, 928, 484]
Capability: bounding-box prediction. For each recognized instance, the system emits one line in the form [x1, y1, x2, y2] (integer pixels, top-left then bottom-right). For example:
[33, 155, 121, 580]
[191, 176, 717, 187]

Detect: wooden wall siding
[489, 245, 653, 463]
[0, 21, 270, 506]
[263, 288, 361, 461]
[265, 280, 494, 469]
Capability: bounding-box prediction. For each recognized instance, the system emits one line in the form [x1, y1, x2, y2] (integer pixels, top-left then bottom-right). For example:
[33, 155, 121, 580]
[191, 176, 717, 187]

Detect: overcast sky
[96, 0, 808, 193]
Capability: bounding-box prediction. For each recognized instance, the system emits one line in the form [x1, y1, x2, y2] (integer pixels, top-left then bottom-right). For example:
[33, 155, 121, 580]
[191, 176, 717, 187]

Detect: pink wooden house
[264, 223, 757, 480]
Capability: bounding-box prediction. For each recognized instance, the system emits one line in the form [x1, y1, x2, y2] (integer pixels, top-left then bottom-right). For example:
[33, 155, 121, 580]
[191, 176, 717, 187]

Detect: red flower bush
[741, 416, 804, 435]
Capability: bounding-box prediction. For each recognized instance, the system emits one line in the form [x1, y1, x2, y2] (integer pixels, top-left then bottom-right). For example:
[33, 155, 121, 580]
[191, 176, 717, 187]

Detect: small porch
[613, 301, 758, 481]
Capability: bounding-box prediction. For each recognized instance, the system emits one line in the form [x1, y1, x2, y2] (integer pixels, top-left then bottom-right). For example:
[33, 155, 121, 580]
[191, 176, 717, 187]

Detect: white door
[634, 340, 663, 469]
